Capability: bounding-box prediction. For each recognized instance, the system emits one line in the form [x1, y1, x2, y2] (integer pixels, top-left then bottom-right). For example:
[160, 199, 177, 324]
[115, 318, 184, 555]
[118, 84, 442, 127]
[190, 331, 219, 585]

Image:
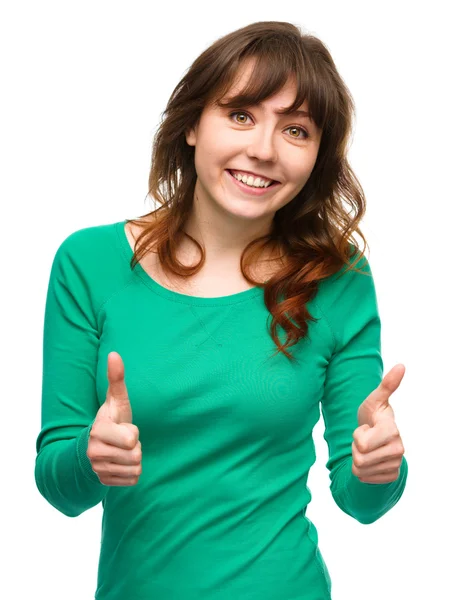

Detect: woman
[35, 21, 408, 600]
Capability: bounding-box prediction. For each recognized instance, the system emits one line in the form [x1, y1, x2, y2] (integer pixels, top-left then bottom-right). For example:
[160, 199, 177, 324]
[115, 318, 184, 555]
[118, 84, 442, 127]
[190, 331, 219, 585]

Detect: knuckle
[126, 433, 138, 448]
[393, 442, 404, 456]
[125, 424, 139, 438]
[357, 440, 368, 454]
[355, 454, 366, 468]
[353, 435, 368, 453]
[87, 447, 98, 461]
[389, 424, 399, 437]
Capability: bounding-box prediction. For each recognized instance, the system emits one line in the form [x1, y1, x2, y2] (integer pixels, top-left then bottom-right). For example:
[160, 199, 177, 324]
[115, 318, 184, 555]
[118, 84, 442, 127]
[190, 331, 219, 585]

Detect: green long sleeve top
[35, 219, 408, 600]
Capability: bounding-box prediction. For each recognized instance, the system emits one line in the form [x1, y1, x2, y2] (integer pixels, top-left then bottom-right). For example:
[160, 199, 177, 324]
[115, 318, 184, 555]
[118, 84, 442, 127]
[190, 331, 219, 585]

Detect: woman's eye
[228, 111, 309, 139]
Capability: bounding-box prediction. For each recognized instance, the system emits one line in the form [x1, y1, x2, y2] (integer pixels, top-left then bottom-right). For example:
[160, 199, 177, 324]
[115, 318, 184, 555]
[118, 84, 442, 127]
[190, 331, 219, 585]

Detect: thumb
[105, 351, 133, 425]
[368, 363, 406, 412]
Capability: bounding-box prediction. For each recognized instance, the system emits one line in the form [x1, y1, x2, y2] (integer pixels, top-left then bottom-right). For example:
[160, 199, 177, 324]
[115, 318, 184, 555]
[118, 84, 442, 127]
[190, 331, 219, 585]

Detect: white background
[2, 1, 461, 599]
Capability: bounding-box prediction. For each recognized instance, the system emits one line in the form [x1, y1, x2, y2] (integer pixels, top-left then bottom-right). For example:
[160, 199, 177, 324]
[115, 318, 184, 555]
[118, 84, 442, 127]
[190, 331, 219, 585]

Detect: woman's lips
[225, 169, 281, 196]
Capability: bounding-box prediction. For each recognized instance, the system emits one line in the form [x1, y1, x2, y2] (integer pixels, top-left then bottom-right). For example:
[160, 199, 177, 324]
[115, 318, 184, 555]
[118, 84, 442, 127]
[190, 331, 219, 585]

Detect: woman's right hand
[87, 351, 142, 486]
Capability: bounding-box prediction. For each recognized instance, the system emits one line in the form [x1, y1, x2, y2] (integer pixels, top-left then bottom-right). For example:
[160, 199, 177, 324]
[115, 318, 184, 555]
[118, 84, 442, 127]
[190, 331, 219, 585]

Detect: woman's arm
[318, 253, 408, 525]
[35, 229, 109, 517]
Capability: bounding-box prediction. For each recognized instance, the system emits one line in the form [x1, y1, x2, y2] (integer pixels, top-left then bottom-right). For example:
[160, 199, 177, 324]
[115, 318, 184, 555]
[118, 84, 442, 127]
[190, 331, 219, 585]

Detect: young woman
[35, 21, 408, 600]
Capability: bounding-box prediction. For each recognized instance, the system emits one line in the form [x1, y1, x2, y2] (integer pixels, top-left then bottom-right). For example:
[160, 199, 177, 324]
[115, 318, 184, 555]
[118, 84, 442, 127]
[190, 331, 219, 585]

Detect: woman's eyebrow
[223, 100, 311, 120]
[282, 109, 311, 118]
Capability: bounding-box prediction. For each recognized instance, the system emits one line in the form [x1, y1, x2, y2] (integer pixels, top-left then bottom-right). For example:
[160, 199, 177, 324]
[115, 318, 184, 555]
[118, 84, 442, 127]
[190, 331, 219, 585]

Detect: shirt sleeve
[319, 253, 408, 525]
[34, 231, 109, 517]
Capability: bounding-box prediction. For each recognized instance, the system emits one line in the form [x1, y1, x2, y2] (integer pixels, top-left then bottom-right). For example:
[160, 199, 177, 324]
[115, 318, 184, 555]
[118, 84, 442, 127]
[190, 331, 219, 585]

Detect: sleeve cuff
[332, 455, 408, 524]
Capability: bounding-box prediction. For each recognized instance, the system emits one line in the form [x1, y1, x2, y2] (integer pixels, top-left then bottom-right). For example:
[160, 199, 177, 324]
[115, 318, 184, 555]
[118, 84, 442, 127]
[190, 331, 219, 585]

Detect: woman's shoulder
[62, 219, 121, 242]
[49, 221, 126, 280]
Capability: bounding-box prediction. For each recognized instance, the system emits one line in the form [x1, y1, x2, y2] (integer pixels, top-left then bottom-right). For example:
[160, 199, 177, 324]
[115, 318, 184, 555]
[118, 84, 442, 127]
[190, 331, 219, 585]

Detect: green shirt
[35, 219, 408, 599]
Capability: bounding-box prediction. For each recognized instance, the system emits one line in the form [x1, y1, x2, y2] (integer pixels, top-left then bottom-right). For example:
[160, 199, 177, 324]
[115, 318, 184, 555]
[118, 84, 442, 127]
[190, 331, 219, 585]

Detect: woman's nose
[245, 130, 278, 163]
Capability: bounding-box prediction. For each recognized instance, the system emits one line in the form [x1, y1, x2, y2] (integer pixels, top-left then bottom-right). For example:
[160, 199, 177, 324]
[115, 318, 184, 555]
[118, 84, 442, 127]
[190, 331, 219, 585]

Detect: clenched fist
[87, 351, 142, 486]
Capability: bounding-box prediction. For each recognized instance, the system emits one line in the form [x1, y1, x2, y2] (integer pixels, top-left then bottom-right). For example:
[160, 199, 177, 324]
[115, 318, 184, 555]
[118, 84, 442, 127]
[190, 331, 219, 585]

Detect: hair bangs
[212, 50, 327, 134]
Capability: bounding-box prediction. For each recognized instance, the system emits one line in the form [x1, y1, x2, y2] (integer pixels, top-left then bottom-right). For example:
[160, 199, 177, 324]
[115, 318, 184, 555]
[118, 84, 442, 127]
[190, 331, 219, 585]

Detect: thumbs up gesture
[351, 364, 406, 484]
[86, 352, 142, 486]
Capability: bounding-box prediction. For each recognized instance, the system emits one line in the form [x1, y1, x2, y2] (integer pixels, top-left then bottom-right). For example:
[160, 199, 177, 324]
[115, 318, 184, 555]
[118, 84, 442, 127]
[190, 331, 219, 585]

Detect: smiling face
[185, 58, 322, 229]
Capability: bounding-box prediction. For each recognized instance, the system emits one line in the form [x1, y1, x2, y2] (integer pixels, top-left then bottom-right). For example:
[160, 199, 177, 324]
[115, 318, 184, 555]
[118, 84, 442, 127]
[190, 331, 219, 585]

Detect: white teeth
[231, 171, 273, 188]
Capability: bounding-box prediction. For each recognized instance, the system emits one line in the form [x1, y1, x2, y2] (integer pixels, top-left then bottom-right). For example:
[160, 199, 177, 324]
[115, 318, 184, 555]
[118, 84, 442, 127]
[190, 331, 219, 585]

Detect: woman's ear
[185, 126, 197, 147]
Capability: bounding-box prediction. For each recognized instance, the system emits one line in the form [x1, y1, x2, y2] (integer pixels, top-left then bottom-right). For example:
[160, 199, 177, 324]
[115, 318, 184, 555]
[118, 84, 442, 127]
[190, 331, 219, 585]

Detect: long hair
[126, 21, 370, 363]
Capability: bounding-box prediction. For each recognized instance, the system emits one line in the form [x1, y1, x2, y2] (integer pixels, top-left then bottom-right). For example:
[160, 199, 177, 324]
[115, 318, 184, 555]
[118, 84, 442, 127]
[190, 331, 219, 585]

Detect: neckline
[115, 219, 262, 306]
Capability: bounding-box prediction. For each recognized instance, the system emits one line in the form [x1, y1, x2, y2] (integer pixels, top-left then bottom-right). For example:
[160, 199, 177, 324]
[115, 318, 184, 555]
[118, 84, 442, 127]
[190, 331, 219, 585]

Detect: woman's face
[185, 60, 322, 225]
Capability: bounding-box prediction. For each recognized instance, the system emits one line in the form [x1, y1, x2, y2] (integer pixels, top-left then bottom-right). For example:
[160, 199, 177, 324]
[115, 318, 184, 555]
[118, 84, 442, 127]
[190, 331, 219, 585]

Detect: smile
[225, 169, 281, 197]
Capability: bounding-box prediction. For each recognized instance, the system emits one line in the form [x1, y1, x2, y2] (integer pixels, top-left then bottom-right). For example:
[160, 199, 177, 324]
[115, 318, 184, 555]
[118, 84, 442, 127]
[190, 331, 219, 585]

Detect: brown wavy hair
[126, 21, 370, 364]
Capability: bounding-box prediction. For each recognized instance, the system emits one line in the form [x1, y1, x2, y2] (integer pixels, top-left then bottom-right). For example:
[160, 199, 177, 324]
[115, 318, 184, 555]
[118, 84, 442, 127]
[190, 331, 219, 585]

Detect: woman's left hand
[352, 364, 406, 484]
